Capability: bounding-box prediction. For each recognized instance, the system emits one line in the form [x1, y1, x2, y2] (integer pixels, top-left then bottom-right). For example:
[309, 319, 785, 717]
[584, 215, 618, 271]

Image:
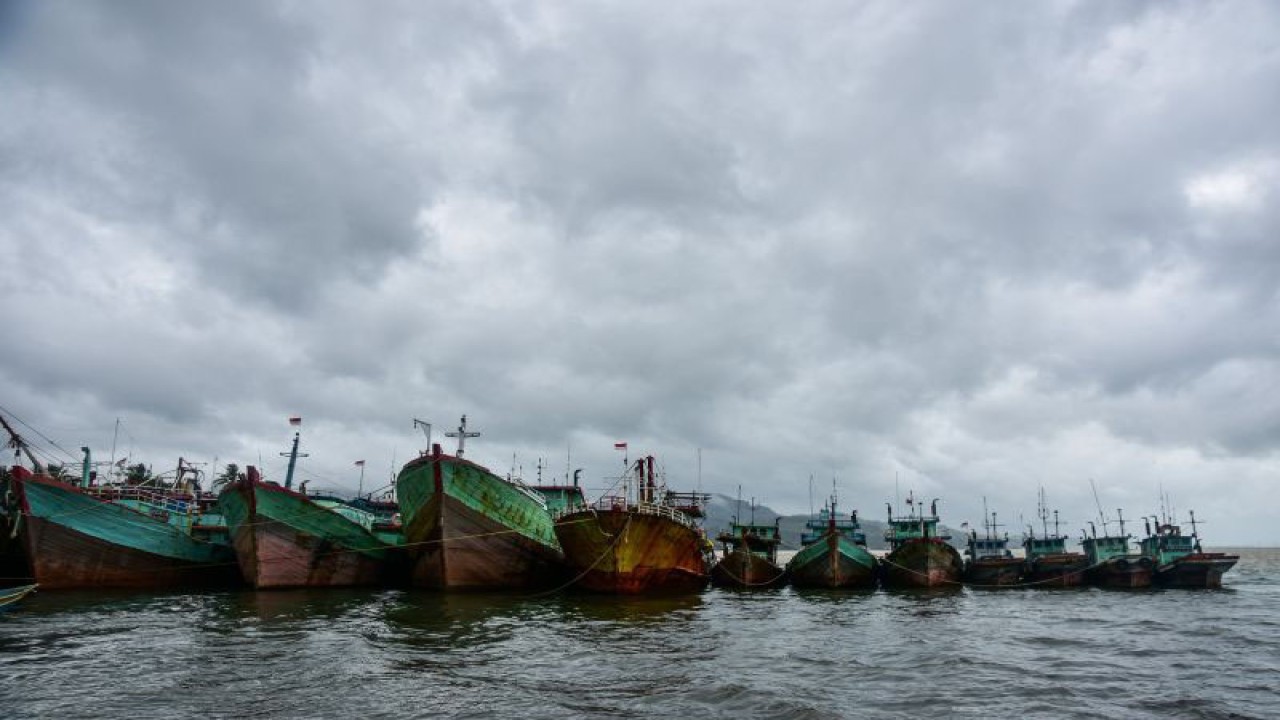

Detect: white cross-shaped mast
[445, 415, 481, 457]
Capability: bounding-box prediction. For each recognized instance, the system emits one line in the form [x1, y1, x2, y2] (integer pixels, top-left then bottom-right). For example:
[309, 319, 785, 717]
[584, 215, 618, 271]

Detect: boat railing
[557, 495, 699, 529]
[85, 485, 194, 515]
[504, 475, 550, 510]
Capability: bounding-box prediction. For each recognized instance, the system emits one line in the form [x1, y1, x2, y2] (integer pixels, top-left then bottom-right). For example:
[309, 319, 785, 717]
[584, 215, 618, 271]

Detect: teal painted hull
[10, 469, 238, 590]
[220, 477, 397, 588]
[397, 451, 562, 589]
[787, 531, 878, 589]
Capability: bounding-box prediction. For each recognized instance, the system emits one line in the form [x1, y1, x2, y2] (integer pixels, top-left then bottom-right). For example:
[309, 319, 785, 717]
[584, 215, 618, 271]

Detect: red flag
[289, 416, 302, 426]
[354, 460, 365, 467]
[614, 442, 627, 450]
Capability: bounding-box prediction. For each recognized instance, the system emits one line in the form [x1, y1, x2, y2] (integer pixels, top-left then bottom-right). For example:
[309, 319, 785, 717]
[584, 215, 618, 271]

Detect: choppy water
[2, 549, 1277, 719]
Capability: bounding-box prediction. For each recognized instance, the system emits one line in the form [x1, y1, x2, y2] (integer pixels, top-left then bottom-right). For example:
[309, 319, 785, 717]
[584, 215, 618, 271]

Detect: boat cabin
[1023, 534, 1070, 559]
[1081, 535, 1133, 564]
[800, 501, 866, 546]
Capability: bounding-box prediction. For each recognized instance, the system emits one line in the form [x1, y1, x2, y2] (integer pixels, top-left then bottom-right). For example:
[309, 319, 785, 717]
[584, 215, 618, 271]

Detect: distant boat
[786, 497, 877, 589]
[397, 416, 564, 590]
[711, 499, 786, 589]
[1, 415, 238, 590]
[220, 428, 399, 589]
[962, 505, 1022, 587]
[555, 454, 711, 594]
[0, 583, 37, 611]
[881, 494, 963, 589]
[1080, 510, 1152, 589]
[1021, 491, 1087, 588]
[1139, 511, 1238, 589]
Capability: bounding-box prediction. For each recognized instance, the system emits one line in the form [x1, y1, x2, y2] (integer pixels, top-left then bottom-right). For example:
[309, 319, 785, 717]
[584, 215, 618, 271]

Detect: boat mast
[1090, 478, 1110, 536]
[279, 418, 307, 491]
[1038, 487, 1050, 538]
[444, 415, 480, 458]
[281, 430, 307, 491]
[0, 414, 44, 473]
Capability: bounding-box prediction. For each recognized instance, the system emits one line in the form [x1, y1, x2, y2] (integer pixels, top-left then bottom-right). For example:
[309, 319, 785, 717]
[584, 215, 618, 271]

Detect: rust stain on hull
[555, 509, 708, 594]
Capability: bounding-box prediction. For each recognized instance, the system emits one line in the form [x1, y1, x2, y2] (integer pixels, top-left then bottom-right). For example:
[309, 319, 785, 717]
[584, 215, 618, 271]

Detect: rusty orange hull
[555, 509, 709, 594]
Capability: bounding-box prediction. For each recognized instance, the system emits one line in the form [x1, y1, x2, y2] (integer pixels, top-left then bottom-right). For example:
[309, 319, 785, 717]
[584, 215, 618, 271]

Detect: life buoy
[1114, 558, 1129, 570]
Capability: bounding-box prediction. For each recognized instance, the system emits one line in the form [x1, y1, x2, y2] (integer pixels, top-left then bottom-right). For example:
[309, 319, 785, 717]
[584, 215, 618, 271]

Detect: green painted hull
[787, 531, 878, 589]
[397, 452, 562, 589]
[10, 469, 238, 589]
[220, 478, 394, 588]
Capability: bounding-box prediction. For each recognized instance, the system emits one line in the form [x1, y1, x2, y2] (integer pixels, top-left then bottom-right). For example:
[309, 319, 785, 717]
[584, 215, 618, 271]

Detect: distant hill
[702, 493, 965, 552]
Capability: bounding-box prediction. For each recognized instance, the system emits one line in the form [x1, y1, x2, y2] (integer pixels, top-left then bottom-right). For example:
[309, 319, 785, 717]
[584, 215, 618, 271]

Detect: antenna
[808, 474, 814, 517]
[1090, 478, 1110, 535]
[697, 448, 702, 496]
[983, 496, 990, 540]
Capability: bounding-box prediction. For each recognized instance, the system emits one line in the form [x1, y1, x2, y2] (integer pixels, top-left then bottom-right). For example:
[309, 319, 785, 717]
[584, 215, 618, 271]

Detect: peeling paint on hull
[220, 479, 392, 589]
[398, 452, 563, 590]
[12, 471, 237, 590]
[555, 510, 708, 594]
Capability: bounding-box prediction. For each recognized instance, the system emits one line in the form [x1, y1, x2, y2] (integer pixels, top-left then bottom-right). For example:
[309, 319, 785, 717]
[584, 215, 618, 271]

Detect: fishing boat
[1, 416, 239, 590]
[0, 583, 37, 611]
[220, 426, 399, 589]
[711, 497, 786, 589]
[963, 505, 1022, 587]
[881, 494, 963, 589]
[554, 454, 711, 594]
[1139, 511, 1238, 588]
[396, 416, 564, 590]
[1021, 491, 1087, 588]
[1080, 510, 1152, 589]
[786, 497, 877, 589]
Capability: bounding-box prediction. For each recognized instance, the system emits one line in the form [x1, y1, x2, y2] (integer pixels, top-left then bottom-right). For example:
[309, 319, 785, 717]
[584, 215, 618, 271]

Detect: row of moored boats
[0, 414, 1237, 595]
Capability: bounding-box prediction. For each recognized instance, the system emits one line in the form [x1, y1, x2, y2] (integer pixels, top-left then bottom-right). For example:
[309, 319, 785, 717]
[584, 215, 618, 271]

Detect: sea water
[1, 548, 1277, 718]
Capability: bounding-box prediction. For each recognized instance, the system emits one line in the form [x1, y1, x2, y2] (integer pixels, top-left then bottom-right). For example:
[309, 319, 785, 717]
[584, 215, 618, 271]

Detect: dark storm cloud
[1, 1, 1277, 542]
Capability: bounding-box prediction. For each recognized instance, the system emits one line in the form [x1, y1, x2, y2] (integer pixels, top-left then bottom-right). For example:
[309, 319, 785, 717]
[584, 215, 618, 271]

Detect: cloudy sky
[2, 1, 1277, 544]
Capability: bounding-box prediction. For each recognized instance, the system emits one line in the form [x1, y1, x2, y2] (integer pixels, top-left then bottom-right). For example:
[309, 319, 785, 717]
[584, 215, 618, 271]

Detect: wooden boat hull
[711, 546, 786, 589]
[12, 471, 238, 590]
[787, 530, 877, 589]
[1023, 554, 1088, 588]
[1088, 556, 1153, 589]
[883, 539, 963, 589]
[964, 556, 1024, 587]
[220, 479, 392, 589]
[555, 509, 709, 594]
[398, 452, 563, 590]
[1154, 553, 1239, 589]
